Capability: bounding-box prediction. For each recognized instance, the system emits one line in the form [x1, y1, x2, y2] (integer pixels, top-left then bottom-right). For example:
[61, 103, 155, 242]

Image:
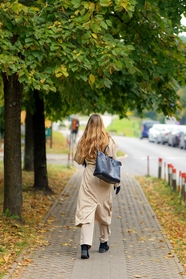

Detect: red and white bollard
[184, 176, 186, 203]
[167, 164, 172, 186]
[181, 173, 186, 200]
[172, 168, 177, 191]
[158, 158, 162, 179]
[178, 171, 182, 193]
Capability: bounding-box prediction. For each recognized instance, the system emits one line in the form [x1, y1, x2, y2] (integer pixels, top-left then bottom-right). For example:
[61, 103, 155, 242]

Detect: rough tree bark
[33, 90, 51, 192]
[23, 109, 34, 171]
[3, 73, 23, 219]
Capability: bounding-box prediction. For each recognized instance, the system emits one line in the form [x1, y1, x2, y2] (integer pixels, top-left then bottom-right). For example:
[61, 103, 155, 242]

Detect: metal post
[67, 135, 71, 167]
[147, 156, 149, 176]
[50, 123, 53, 149]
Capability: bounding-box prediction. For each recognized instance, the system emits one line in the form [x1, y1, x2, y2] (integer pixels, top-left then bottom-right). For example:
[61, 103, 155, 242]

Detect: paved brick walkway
[3, 165, 186, 279]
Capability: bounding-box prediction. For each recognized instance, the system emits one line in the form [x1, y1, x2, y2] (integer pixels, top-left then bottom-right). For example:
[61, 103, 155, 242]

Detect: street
[113, 135, 186, 178]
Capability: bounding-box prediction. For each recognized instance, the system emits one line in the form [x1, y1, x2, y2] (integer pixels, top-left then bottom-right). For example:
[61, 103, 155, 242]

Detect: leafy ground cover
[0, 132, 76, 278]
[136, 175, 186, 274]
[0, 164, 76, 278]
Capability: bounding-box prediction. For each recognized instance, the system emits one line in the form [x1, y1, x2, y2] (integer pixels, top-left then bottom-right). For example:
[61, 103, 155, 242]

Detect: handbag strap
[103, 136, 111, 154]
[103, 144, 108, 154]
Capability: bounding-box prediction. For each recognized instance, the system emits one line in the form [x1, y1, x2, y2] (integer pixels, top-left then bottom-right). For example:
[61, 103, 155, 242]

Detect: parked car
[157, 124, 176, 145]
[148, 124, 165, 143]
[179, 127, 186, 149]
[140, 120, 160, 139]
[168, 125, 186, 147]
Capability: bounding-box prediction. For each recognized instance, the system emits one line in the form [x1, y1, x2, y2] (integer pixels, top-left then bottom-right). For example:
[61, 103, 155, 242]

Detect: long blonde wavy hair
[77, 113, 109, 159]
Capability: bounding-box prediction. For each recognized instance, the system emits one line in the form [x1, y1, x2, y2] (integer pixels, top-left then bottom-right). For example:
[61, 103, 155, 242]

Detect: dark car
[140, 120, 160, 139]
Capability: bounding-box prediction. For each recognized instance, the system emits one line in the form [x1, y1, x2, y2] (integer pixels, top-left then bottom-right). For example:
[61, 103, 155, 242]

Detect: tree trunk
[3, 73, 23, 219]
[33, 90, 51, 192]
[23, 109, 34, 171]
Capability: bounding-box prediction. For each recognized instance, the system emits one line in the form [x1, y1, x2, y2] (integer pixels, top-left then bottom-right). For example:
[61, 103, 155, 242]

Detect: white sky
[181, 15, 186, 26]
[180, 15, 186, 36]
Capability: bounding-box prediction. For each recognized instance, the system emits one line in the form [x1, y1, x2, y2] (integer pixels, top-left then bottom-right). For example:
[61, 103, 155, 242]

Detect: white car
[168, 125, 186, 147]
[148, 124, 165, 143]
[157, 124, 176, 145]
[179, 127, 186, 149]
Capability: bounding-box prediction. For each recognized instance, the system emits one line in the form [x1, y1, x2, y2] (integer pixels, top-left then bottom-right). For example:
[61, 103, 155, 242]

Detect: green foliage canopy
[0, 0, 186, 118]
[0, 1, 134, 90]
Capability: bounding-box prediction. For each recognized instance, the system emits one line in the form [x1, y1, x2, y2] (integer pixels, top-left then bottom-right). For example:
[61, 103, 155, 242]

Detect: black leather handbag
[93, 149, 122, 184]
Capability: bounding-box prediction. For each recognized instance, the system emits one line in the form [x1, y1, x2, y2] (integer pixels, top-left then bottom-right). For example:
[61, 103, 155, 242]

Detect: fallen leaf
[180, 271, 186, 275]
[163, 253, 174, 258]
[25, 258, 33, 263]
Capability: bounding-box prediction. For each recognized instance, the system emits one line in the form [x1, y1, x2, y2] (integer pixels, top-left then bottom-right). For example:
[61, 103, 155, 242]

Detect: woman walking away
[74, 113, 121, 259]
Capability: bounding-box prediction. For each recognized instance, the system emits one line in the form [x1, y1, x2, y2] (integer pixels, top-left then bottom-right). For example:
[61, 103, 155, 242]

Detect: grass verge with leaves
[0, 131, 76, 278]
[46, 131, 69, 154]
[0, 164, 76, 278]
[136, 175, 186, 274]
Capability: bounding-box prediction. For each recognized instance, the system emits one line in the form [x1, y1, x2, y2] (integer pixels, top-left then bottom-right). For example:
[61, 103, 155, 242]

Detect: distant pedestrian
[74, 113, 121, 259]
[71, 118, 79, 134]
[70, 117, 79, 144]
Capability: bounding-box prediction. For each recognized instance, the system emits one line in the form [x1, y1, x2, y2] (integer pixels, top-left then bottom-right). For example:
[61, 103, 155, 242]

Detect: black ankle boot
[99, 242, 109, 253]
[81, 244, 89, 259]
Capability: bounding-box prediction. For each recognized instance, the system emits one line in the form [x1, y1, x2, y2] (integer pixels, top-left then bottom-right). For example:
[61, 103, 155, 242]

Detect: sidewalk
[3, 164, 186, 279]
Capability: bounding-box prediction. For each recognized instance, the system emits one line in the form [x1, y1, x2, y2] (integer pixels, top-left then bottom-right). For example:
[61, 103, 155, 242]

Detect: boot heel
[99, 242, 109, 253]
[81, 250, 88, 259]
[81, 245, 89, 259]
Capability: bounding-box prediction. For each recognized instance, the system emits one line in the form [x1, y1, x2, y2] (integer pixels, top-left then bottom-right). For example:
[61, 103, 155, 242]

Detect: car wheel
[172, 140, 176, 147]
[179, 142, 183, 149]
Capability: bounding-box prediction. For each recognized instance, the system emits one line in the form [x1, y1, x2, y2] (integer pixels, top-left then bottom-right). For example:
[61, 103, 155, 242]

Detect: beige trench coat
[74, 137, 119, 227]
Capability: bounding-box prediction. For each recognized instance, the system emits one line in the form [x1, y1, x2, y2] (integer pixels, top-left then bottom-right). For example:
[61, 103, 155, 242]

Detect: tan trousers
[80, 218, 111, 247]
